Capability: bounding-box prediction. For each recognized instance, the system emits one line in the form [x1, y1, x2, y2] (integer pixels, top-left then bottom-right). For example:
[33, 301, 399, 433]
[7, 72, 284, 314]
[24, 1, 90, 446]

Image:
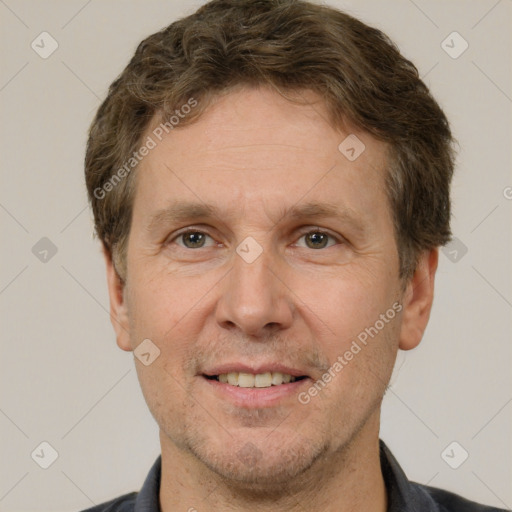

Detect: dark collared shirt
[80, 441, 507, 511]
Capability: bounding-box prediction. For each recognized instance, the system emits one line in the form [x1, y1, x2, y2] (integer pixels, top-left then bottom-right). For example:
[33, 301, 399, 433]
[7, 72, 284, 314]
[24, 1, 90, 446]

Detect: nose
[215, 243, 294, 338]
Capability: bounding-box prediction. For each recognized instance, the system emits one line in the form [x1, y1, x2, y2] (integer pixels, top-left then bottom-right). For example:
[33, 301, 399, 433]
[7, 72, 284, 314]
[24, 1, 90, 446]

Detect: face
[106, 86, 436, 489]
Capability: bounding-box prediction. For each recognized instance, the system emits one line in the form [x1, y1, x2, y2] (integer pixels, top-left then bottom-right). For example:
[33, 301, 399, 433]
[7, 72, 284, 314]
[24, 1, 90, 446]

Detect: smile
[205, 371, 307, 388]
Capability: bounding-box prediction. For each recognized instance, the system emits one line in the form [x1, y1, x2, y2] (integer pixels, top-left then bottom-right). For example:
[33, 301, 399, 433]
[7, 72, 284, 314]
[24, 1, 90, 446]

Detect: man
[82, 0, 505, 510]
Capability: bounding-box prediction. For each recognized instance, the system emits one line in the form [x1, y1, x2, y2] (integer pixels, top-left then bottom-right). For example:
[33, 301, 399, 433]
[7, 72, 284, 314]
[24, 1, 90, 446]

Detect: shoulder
[413, 482, 508, 512]
[78, 492, 138, 512]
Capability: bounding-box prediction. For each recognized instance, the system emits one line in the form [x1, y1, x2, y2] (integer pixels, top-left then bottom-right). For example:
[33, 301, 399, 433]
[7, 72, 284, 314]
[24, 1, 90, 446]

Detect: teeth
[238, 373, 255, 388]
[227, 372, 239, 385]
[216, 371, 299, 388]
[272, 372, 284, 385]
[255, 372, 272, 387]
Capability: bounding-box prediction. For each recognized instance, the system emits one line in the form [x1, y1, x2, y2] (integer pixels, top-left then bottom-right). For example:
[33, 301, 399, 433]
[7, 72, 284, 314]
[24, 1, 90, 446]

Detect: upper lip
[202, 363, 310, 378]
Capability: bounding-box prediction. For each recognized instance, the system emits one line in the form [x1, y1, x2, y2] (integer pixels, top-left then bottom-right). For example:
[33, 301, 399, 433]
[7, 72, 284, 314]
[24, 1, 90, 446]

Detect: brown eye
[297, 230, 338, 250]
[304, 232, 329, 249]
[180, 231, 209, 248]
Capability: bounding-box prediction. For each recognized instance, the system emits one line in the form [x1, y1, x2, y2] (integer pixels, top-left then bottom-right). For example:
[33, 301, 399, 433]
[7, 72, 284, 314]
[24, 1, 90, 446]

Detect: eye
[173, 229, 215, 249]
[168, 227, 341, 251]
[295, 229, 339, 250]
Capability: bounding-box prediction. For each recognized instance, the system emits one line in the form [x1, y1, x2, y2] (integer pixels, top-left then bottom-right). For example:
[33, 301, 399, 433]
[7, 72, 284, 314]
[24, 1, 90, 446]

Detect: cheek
[126, 269, 201, 342]
[126, 272, 210, 389]
[135, 361, 193, 440]
[299, 268, 397, 354]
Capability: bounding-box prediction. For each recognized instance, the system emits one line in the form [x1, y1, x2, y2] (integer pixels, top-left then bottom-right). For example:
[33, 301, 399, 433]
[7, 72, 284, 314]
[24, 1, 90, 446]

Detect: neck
[159, 416, 387, 512]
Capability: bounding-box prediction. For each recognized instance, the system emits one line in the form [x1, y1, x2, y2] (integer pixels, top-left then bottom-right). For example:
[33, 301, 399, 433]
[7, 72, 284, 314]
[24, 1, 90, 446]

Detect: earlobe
[398, 248, 438, 351]
[103, 245, 133, 352]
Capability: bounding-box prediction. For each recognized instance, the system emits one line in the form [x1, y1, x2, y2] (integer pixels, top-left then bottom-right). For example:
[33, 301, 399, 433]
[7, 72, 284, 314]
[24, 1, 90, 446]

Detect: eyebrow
[145, 200, 365, 234]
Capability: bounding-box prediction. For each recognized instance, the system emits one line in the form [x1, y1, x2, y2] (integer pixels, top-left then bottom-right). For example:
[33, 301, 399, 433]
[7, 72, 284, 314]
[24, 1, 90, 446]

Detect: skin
[104, 86, 438, 511]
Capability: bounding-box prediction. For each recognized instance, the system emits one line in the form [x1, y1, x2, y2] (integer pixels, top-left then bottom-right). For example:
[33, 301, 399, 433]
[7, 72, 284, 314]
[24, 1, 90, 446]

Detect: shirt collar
[134, 455, 161, 511]
[134, 440, 436, 511]
[380, 440, 438, 511]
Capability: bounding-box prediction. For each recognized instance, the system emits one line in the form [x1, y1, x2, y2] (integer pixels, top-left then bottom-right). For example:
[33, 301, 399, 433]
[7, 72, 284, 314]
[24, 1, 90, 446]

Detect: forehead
[133, 86, 390, 229]
[146, 87, 385, 165]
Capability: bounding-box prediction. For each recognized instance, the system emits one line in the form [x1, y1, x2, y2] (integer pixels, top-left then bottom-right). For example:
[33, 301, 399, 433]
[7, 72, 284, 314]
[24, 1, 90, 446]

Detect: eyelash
[168, 227, 343, 250]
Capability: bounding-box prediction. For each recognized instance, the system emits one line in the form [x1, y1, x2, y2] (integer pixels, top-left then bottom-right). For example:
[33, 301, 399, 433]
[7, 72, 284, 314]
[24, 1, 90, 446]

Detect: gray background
[0, 0, 511, 510]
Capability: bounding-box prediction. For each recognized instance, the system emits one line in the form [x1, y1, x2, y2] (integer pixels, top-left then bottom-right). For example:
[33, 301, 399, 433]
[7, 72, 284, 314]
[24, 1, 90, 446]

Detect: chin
[184, 429, 329, 491]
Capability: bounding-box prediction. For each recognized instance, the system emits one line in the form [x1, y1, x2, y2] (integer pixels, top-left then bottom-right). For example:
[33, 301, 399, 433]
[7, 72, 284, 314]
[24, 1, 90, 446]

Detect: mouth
[200, 364, 311, 408]
[203, 371, 308, 388]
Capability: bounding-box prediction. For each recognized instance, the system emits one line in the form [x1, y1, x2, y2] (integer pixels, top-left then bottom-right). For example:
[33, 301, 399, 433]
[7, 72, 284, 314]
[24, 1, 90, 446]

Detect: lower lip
[201, 376, 310, 408]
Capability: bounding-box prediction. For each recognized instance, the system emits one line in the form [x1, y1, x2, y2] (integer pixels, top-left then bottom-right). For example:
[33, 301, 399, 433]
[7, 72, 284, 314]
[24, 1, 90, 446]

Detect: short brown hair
[85, 0, 455, 281]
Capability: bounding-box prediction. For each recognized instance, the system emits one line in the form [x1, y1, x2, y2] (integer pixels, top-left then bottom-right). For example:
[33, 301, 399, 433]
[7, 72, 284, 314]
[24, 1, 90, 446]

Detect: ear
[103, 245, 132, 352]
[399, 248, 438, 351]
